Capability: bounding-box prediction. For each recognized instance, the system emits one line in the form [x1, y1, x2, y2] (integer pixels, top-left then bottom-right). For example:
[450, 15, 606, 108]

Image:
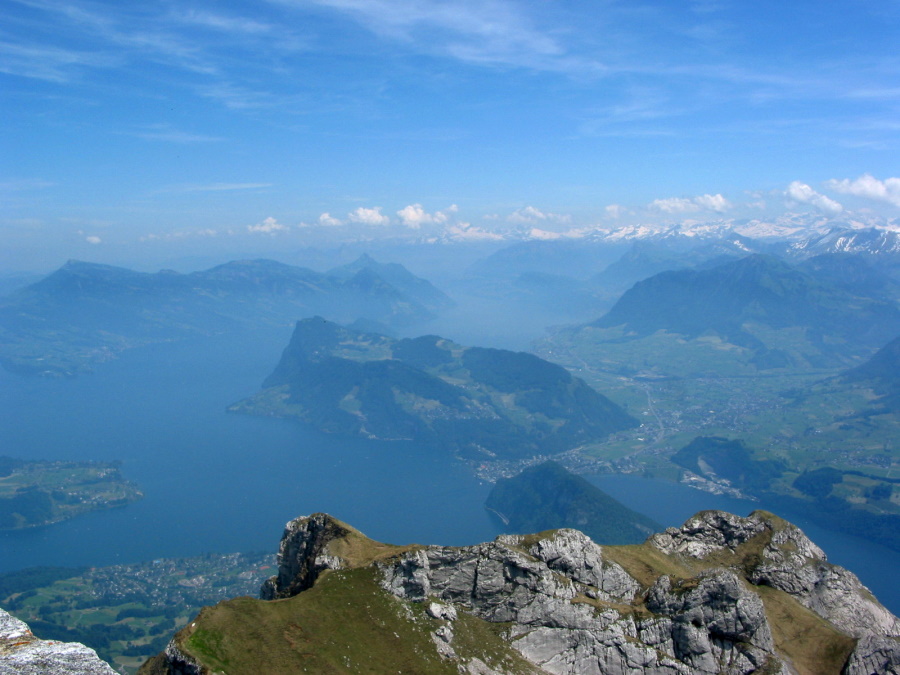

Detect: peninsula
[0, 457, 142, 530]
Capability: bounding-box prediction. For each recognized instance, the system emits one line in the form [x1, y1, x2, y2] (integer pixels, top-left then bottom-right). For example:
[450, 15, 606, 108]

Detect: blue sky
[2, 0, 900, 269]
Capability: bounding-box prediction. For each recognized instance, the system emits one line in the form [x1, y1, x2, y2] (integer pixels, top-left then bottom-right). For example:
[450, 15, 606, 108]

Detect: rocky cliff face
[0, 607, 116, 675]
[144, 511, 900, 675]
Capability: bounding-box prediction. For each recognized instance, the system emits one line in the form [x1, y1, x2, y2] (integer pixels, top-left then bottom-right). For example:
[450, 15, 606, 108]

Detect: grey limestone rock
[841, 634, 900, 675]
[154, 510, 893, 675]
[748, 525, 900, 639]
[526, 528, 640, 603]
[426, 601, 458, 621]
[648, 510, 770, 559]
[644, 571, 781, 675]
[379, 528, 789, 675]
[650, 509, 900, 640]
[159, 640, 207, 675]
[0, 608, 116, 675]
[260, 512, 348, 600]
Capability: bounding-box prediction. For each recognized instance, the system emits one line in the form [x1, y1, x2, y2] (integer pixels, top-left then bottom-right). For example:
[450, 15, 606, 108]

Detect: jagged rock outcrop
[643, 571, 781, 674]
[145, 510, 900, 675]
[650, 510, 900, 639]
[379, 528, 785, 675]
[842, 634, 900, 675]
[0, 608, 116, 675]
[260, 512, 349, 600]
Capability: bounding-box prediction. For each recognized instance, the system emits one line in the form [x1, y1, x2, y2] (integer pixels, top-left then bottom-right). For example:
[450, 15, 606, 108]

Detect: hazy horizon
[3, 0, 900, 271]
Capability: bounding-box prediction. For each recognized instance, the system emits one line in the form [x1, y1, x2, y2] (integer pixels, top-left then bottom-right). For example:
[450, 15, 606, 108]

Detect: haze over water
[0, 322, 898, 614]
[0, 328, 499, 568]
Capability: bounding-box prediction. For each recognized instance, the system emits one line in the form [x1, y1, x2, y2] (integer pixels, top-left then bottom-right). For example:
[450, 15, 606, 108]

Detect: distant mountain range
[0, 255, 452, 376]
[230, 318, 637, 460]
[460, 221, 900, 325]
[582, 253, 900, 373]
[787, 225, 900, 260]
[463, 218, 900, 284]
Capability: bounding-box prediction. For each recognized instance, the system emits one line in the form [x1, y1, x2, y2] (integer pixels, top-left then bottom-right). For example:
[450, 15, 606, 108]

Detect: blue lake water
[0, 329, 500, 569]
[0, 329, 897, 614]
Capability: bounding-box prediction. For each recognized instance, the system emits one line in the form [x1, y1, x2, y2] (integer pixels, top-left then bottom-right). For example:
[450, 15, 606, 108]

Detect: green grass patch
[756, 585, 856, 675]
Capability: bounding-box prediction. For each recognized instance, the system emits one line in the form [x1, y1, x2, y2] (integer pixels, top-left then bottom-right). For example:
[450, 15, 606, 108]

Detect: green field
[0, 458, 143, 530]
[532, 326, 900, 548]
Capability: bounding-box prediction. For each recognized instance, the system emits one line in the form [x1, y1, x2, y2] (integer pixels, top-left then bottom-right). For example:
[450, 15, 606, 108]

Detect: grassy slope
[144, 567, 542, 675]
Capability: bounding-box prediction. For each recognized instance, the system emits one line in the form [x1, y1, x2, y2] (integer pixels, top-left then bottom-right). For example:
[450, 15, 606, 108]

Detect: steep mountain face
[0, 256, 446, 376]
[485, 461, 661, 544]
[143, 511, 900, 675]
[0, 607, 116, 674]
[840, 334, 900, 412]
[230, 318, 637, 459]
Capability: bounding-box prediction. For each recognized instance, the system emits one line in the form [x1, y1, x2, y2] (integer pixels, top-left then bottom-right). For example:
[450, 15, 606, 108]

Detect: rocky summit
[0, 607, 115, 675]
[143, 510, 900, 675]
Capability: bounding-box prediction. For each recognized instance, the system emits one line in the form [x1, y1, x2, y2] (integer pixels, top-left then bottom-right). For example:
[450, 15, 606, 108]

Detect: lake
[0, 328, 500, 569]
[0, 328, 897, 615]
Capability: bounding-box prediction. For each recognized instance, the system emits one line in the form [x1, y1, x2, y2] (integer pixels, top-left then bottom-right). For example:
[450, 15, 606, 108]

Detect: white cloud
[0, 42, 119, 84]
[528, 227, 562, 240]
[444, 221, 504, 241]
[247, 216, 288, 234]
[649, 197, 699, 214]
[396, 203, 458, 228]
[507, 205, 571, 225]
[604, 204, 626, 219]
[139, 228, 219, 242]
[649, 193, 732, 214]
[396, 203, 431, 228]
[176, 10, 274, 35]
[0, 179, 55, 191]
[826, 174, 900, 208]
[129, 128, 225, 143]
[348, 206, 390, 226]
[85, 235, 101, 244]
[785, 181, 843, 214]
[693, 194, 732, 212]
[299, 0, 579, 74]
[318, 212, 344, 226]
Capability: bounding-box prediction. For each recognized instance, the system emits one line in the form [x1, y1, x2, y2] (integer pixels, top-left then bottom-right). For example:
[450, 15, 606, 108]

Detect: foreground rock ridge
[143, 511, 900, 675]
[0, 607, 116, 675]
